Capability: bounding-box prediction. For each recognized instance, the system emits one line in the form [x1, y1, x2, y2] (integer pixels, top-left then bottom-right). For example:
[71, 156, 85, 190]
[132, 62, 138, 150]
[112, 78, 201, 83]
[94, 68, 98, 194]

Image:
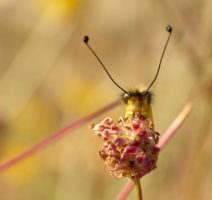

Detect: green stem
[134, 179, 142, 200]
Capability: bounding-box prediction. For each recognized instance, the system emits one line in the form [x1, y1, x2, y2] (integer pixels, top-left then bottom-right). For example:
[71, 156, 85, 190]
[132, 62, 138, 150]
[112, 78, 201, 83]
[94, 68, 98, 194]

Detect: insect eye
[124, 93, 129, 99]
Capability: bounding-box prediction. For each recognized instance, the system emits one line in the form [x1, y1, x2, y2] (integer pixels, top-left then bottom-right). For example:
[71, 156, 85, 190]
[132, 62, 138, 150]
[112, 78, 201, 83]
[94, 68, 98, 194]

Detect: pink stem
[157, 103, 192, 149]
[0, 99, 121, 173]
[116, 103, 192, 200]
[117, 181, 134, 200]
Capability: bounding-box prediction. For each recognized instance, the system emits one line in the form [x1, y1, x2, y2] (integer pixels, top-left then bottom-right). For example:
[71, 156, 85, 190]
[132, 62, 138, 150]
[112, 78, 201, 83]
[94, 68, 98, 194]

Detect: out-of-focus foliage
[40, 0, 79, 20]
[0, 0, 211, 200]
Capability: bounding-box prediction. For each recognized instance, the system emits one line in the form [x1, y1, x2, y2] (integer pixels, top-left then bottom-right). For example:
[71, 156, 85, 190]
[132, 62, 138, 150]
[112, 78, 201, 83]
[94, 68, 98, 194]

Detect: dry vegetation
[0, 0, 211, 200]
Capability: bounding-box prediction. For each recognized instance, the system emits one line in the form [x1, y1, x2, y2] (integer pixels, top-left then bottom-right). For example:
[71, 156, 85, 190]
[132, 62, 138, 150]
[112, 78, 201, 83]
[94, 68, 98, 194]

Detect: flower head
[92, 112, 160, 180]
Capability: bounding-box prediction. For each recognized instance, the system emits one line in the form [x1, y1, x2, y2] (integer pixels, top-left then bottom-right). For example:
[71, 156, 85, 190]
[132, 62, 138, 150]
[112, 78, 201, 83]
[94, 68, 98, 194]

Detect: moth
[83, 25, 172, 180]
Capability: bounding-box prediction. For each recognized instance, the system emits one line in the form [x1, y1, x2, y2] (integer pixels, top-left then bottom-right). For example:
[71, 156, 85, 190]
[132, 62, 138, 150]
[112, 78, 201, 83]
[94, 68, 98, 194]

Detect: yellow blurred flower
[1, 97, 60, 186]
[1, 144, 41, 186]
[40, 0, 79, 20]
[58, 79, 101, 115]
[9, 97, 60, 137]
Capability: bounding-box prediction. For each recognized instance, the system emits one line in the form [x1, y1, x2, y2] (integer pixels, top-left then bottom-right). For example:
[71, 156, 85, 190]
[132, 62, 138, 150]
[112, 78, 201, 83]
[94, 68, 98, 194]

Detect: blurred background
[0, 0, 211, 199]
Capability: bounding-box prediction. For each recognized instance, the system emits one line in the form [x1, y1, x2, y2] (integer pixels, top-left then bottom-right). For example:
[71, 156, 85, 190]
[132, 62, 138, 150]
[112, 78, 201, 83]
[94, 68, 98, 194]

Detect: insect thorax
[123, 90, 153, 122]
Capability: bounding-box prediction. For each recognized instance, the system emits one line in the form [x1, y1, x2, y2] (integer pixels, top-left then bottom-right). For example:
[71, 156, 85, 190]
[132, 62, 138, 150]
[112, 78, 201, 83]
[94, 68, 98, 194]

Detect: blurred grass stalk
[0, 98, 121, 172]
[117, 103, 192, 200]
[0, 17, 75, 121]
[0, 100, 192, 199]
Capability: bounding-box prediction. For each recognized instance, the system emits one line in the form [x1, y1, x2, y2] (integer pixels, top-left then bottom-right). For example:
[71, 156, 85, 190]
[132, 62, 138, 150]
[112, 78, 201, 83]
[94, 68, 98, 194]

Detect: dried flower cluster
[92, 112, 160, 180]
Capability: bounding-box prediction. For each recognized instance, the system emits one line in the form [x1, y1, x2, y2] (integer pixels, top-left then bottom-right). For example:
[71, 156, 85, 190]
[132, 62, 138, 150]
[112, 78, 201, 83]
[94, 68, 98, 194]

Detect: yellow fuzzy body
[124, 90, 153, 124]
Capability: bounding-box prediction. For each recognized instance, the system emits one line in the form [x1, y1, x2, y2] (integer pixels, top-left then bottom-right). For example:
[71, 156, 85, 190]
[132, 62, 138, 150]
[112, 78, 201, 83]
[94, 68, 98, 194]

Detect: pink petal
[102, 117, 113, 125]
[121, 145, 139, 159]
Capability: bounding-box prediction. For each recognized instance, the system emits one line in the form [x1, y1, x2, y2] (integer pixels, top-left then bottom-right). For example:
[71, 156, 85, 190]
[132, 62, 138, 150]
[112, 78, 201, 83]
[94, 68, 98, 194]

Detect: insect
[83, 25, 172, 122]
[83, 25, 173, 181]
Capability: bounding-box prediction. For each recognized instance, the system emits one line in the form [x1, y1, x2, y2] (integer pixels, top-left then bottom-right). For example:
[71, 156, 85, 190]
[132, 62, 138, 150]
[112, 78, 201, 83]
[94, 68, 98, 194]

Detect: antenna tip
[166, 25, 173, 33]
[83, 35, 89, 43]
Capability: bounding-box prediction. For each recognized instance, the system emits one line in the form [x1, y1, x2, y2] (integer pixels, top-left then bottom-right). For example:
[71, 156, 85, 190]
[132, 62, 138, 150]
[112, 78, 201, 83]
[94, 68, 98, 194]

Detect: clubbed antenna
[83, 36, 129, 95]
[146, 25, 173, 92]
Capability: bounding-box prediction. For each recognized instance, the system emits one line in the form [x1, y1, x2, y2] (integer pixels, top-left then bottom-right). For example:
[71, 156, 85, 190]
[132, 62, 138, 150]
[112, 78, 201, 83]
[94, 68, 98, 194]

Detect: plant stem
[157, 103, 192, 149]
[116, 103, 192, 200]
[134, 179, 142, 200]
[0, 99, 121, 173]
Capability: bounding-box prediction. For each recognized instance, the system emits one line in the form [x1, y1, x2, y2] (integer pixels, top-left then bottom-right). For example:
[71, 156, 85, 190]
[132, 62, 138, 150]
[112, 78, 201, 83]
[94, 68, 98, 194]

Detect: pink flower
[92, 112, 160, 180]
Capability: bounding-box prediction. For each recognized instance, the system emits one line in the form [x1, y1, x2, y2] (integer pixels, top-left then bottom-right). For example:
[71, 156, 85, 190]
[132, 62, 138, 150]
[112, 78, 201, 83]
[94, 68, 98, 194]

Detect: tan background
[0, 0, 211, 199]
